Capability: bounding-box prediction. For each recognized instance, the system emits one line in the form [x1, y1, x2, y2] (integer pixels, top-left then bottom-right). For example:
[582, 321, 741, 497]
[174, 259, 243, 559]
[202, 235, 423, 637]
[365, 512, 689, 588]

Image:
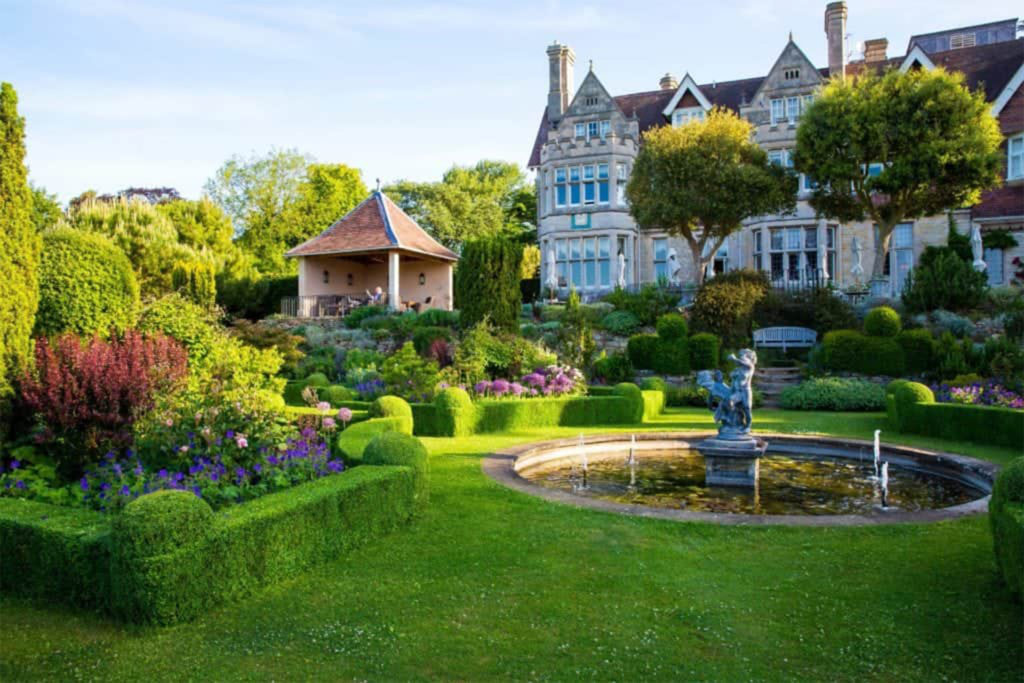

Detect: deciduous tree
[793, 67, 1002, 280]
[627, 110, 796, 284]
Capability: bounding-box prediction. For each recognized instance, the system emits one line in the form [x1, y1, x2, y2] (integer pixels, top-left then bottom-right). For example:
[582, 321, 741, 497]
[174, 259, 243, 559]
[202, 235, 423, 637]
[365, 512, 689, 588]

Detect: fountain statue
[694, 349, 768, 487]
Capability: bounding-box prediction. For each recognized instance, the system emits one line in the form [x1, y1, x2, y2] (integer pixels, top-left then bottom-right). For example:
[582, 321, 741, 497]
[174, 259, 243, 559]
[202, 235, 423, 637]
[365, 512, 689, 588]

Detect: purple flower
[337, 407, 353, 424]
[323, 417, 337, 430]
[80, 477, 89, 491]
[133, 463, 143, 476]
[510, 382, 525, 396]
[100, 482, 111, 491]
[119, 485, 130, 497]
[10, 460, 19, 470]
[254, 463, 262, 473]
[158, 468, 168, 479]
[492, 379, 510, 397]
[226, 429, 235, 439]
[474, 380, 492, 395]
[15, 480, 26, 490]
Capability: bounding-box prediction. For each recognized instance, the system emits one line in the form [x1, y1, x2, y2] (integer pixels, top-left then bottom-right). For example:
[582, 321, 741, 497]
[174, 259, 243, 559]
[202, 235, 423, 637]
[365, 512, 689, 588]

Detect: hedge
[1, 464, 421, 624]
[283, 381, 371, 409]
[653, 337, 689, 375]
[896, 329, 936, 375]
[412, 384, 652, 437]
[864, 306, 901, 337]
[363, 432, 429, 510]
[885, 381, 1024, 449]
[688, 332, 720, 371]
[780, 378, 886, 411]
[627, 333, 659, 370]
[369, 396, 414, 435]
[990, 458, 1024, 597]
[822, 329, 905, 376]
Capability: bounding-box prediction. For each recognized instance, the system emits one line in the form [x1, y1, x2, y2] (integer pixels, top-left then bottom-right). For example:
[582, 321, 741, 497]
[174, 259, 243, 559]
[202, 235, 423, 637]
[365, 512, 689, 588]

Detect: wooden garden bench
[753, 326, 817, 351]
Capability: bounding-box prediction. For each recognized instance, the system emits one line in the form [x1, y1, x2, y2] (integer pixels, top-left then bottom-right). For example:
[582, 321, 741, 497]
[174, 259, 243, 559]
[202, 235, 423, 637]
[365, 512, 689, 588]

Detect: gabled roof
[661, 73, 713, 117]
[285, 191, 458, 261]
[528, 37, 1024, 168]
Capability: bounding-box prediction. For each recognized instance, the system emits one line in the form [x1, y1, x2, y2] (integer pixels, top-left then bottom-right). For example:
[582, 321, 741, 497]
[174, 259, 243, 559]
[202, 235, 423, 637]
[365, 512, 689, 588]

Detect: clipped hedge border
[885, 381, 1024, 449]
[991, 502, 1024, 597]
[0, 462, 422, 624]
[411, 383, 657, 437]
[336, 416, 410, 463]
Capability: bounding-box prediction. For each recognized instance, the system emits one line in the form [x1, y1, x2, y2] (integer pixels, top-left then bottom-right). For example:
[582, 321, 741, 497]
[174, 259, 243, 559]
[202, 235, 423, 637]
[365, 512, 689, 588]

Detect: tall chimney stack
[659, 73, 678, 91]
[547, 42, 575, 124]
[824, 1, 848, 79]
[863, 38, 888, 63]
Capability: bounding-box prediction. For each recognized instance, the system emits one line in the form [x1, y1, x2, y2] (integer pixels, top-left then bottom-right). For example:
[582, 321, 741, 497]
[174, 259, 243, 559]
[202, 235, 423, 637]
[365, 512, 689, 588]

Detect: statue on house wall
[851, 236, 864, 283]
[545, 246, 559, 297]
[666, 247, 682, 286]
[970, 225, 987, 272]
[616, 251, 627, 289]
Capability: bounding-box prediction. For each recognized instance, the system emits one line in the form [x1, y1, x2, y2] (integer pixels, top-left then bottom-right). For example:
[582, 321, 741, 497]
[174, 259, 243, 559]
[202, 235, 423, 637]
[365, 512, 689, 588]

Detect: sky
[2, 0, 1020, 203]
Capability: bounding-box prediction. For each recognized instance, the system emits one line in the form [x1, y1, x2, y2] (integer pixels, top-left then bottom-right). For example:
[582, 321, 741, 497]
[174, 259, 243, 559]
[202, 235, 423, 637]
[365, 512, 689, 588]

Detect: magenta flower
[316, 401, 331, 412]
[337, 407, 353, 424]
[322, 416, 337, 430]
[235, 436, 248, 449]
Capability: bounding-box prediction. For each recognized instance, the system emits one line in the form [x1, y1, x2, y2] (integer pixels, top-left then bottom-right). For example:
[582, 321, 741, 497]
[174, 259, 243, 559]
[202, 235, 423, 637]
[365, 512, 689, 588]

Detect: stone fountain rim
[481, 431, 998, 527]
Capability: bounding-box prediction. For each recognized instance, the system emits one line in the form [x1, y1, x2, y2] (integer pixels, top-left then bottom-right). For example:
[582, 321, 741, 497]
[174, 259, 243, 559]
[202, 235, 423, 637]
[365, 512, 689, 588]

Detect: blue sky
[3, 0, 1019, 202]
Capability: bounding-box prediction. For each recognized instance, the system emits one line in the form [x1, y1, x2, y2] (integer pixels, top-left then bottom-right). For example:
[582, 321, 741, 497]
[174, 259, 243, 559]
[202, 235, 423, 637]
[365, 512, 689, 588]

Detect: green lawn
[2, 408, 1021, 681]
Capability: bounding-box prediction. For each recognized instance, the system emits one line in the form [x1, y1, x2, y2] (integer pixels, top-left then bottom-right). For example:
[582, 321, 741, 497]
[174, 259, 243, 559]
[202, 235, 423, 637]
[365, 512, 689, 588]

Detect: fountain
[873, 429, 881, 479]
[880, 461, 890, 509]
[694, 349, 768, 487]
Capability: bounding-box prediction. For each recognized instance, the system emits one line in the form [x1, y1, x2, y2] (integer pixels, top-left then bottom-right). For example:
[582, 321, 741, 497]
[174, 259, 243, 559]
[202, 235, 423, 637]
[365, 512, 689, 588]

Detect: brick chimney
[863, 38, 888, 63]
[660, 73, 678, 90]
[547, 42, 575, 124]
[824, 1, 848, 79]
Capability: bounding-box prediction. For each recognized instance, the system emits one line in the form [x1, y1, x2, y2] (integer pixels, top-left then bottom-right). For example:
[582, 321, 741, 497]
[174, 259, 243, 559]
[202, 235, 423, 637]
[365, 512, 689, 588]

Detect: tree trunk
[687, 236, 706, 286]
[872, 220, 895, 280]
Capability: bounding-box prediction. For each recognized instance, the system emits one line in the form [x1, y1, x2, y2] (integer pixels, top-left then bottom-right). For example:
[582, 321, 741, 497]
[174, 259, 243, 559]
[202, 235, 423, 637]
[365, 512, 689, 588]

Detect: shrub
[888, 382, 1023, 450]
[171, 260, 216, 307]
[753, 288, 856, 335]
[779, 378, 886, 411]
[20, 332, 188, 478]
[35, 228, 140, 337]
[416, 308, 460, 328]
[362, 431, 429, 510]
[558, 289, 596, 371]
[690, 269, 769, 347]
[591, 352, 633, 384]
[472, 395, 640, 433]
[821, 330, 905, 376]
[138, 293, 219, 363]
[433, 387, 476, 437]
[627, 333, 660, 370]
[323, 385, 355, 405]
[653, 337, 689, 375]
[640, 377, 667, 392]
[864, 306, 901, 337]
[688, 333, 720, 371]
[455, 237, 522, 331]
[656, 313, 688, 340]
[412, 326, 452, 355]
[666, 384, 710, 407]
[305, 372, 330, 387]
[612, 382, 644, 422]
[600, 310, 641, 336]
[603, 284, 679, 326]
[369, 396, 414, 435]
[380, 343, 440, 401]
[344, 305, 387, 329]
[896, 329, 936, 375]
[902, 249, 988, 313]
[228, 320, 304, 377]
[336, 417, 407, 461]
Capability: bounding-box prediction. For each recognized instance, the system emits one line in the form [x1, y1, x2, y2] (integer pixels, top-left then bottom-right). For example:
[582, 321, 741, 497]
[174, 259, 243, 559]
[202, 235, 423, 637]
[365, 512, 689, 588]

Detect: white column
[447, 263, 454, 311]
[388, 251, 400, 311]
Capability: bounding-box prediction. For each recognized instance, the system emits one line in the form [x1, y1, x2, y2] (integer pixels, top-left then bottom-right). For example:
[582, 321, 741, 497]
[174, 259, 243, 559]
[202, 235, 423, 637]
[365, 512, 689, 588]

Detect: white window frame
[770, 98, 785, 125]
[1009, 135, 1024, 181]
[672, 107, 705, 127]
[555, 236, 612, 290]
[786, 96, 800, 122]
[985, 247, 1004, 285]
[653, 238, 669, 281]
[574, 123, 585, 139]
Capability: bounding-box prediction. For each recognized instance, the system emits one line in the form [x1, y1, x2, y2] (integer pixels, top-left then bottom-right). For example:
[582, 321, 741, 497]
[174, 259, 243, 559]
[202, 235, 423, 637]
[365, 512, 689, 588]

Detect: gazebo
[283, 191, 458, 317]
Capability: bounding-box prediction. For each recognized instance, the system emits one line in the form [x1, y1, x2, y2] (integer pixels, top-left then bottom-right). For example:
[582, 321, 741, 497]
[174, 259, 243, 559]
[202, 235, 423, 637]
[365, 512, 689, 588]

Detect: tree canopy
[204, 150, 366, 274]
[30, 184, 62, 231]
[0, 82, 41, 422]
[386, 160, 536, 249]
[627, 109, 796, 284]
[793, 67, 1003, 279]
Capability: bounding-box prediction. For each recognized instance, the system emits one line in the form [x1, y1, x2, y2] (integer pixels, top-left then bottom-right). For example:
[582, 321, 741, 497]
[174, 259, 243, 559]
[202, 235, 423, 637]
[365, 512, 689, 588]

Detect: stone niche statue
[666, 247, 682, 286]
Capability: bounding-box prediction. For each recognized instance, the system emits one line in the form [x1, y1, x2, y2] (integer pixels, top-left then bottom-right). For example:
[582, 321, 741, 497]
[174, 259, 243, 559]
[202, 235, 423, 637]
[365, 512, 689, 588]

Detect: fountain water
[579, 434, 588, 488]
[880, 461, 890, 509]
[626, 435, 638, 489]
[872, 430, 881, 479]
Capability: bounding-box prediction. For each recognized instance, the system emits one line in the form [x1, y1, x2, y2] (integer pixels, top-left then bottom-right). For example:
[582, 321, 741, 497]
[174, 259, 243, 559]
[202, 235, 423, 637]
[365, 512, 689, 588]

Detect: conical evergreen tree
[0, 82, 42, 429]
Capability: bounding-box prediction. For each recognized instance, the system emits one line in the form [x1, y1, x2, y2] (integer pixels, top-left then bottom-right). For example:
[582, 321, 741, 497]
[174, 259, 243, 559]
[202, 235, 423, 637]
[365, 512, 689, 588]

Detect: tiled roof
[285, 191, 457, 261]
[528, 38, 1024, 167]
[973, 184, 1024, 220]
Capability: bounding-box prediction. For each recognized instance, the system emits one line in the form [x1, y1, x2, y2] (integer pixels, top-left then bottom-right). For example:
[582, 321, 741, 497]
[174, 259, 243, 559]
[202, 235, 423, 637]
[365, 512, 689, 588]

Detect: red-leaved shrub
[20, 331, 188, 477]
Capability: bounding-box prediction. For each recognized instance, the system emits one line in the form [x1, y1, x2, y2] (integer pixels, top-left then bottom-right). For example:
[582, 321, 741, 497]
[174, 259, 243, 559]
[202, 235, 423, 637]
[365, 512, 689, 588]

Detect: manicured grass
[1, 407, 1021, 680]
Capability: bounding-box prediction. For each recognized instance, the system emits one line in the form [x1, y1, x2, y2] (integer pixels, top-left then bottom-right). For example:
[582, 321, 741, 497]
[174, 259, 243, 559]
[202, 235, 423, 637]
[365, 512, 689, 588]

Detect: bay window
[554, 168, 567, 207]
[766, 225, 835, 282]
[879, 223, 914, 295]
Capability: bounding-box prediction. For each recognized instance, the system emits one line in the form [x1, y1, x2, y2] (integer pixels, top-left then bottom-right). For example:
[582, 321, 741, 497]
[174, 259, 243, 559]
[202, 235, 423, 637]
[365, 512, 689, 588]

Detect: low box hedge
[822, 329, 905, 376]
[0, 464, 421, 625]
[990, 458, 1024, 597]
[337, 416, 410, 463]
[885, 381, 1024, 449]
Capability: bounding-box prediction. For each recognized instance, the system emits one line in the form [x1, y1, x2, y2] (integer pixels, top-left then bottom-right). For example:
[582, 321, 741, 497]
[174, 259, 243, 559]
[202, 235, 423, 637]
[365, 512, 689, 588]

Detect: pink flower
[316, 401, 331, 412]
[337, 407, 353, 424]
[165, 418, 174, 427]
[236, 437, 248, 449]
[323, 417, 337, 430]
[179, 445, 189, 453]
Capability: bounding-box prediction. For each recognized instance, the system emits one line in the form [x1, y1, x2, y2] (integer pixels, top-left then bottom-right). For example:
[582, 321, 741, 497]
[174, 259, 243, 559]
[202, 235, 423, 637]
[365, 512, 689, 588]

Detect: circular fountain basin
[482, 433, 997, 526]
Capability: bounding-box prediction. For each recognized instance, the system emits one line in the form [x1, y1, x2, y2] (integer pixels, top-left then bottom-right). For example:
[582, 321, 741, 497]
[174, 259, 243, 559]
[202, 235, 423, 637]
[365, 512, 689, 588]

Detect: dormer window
[584, 96, 599, 106]
[672, 107, 705, 127]
[949, 32, 976, 49]
[784, 68, 800, 80]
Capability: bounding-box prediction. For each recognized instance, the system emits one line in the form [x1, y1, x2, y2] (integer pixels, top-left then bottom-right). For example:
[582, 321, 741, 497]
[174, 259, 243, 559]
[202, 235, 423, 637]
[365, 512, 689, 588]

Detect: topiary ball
[370, 395, 413, 434]
[304, 372, 330, 387]
[36, 227, 140, 337]
[363, 431, 430, 509]
[894, 381, 934, 407]
[324, 385, 355, 405]
[864, 306, 902, 337]
[114, 489, 213, 560]
[656, 313, 689, 341]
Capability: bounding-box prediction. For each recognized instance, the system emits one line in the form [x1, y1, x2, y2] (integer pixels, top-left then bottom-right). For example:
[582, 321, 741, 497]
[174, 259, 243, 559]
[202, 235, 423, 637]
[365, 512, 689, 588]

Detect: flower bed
[886, 381, 1024, 449]
[931, 379, 1024, 409]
